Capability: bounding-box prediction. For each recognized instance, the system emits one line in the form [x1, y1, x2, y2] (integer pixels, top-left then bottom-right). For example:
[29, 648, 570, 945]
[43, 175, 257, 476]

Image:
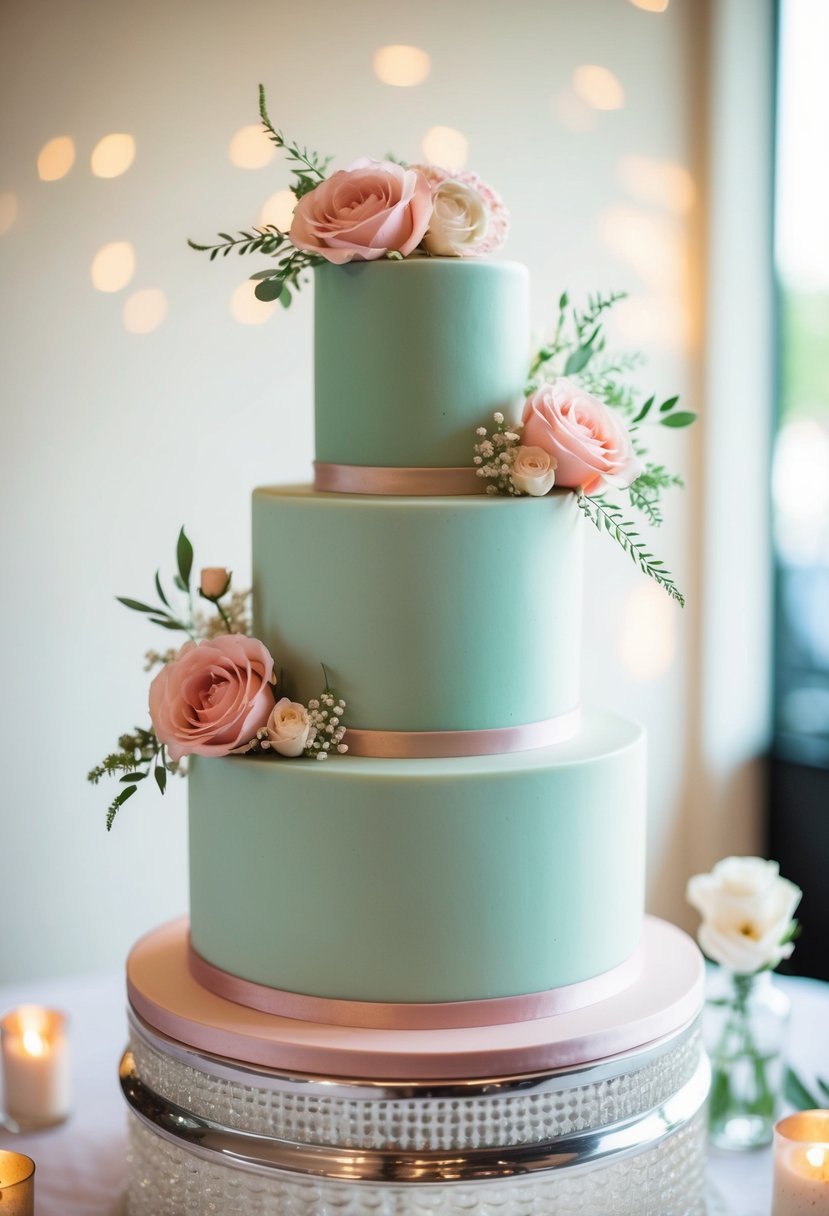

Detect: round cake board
[127, 915, 703, 1082]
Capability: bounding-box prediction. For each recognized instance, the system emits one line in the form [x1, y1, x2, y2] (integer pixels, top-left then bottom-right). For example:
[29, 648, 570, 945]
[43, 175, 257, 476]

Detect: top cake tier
[314, 259, 529, 468]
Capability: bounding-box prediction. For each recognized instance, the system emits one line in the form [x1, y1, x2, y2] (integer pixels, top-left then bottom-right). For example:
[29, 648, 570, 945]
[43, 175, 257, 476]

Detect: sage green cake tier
[253, 485, 582, 731]
[189, 710, 646, 1004]
[314, 259, 529, 468]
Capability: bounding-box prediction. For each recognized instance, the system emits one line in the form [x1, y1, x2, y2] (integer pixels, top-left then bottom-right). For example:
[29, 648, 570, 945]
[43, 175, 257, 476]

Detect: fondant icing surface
[253, 485, 583, 730]
[189, 710, 646, 1004]
[314, 259, 529, 467]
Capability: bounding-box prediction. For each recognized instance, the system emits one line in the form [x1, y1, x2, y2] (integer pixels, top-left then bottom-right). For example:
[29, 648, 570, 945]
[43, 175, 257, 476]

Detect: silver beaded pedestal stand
[121, 916, 709, 1216]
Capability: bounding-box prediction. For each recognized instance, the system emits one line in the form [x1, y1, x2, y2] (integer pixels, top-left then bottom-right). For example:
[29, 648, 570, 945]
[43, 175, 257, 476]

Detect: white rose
[422, 180, 488, 257]
[686, 857, 801, 974]
[266, 697, 315, 757]
[510, 446, 557, 496]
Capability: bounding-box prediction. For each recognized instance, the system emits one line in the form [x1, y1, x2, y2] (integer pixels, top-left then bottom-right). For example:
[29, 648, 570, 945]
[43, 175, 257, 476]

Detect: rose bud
[200, 567, 231, 599]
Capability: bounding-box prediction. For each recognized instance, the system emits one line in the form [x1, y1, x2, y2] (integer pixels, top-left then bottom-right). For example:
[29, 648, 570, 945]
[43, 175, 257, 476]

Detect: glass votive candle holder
[772, 1109, 829, 1215]
[0, 1149, 35, 1216]
[0, 1006, 70, 1129]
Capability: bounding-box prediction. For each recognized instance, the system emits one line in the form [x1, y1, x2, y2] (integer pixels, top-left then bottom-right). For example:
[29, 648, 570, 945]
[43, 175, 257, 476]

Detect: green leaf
[149, 618, 187, 631]
[558, 291, 569, 310]
[250, 268, 284, 281]
[785, 1067, 820, 1111]
[174, 575, 186, 592]
[154, 766, 167, 795]
[564, 344, 594, 375]
[154, 570, 171, 609]
[119, 772, 147, 783]
[279, 287, 292, 308]
[659, 395, 680, 413]
[818, 1076, 829, 1103]
[176, 527, 193, 590]
[254, 277, 284, 302]
[660, 411, 697, 428]
[632, 395, 655, 425]
[116, 596, 162, 615]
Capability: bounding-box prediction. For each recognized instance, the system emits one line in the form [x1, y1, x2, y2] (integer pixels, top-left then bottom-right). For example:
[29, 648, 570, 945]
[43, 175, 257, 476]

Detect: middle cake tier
[253, 485, 583, 733]
[188, 710, 646, 1009]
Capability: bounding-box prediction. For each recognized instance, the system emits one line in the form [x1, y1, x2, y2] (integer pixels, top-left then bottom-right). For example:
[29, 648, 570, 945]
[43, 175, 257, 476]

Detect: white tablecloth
[0, 969, 827, 1215]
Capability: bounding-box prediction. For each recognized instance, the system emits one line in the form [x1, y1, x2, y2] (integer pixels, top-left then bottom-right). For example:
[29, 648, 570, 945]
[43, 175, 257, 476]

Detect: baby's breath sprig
[473, 412, 523, 496]
[305, 666, 347, 760]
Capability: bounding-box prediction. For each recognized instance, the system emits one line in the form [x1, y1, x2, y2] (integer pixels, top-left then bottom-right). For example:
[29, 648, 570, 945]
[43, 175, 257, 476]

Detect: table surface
[0, 967, 827, 1216]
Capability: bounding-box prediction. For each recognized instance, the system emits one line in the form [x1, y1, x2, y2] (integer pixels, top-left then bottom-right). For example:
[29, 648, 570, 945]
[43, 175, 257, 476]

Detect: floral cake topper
[89, 529, 346, 829]
[474, 291, 696, 605]
[189, 86, 508, 306]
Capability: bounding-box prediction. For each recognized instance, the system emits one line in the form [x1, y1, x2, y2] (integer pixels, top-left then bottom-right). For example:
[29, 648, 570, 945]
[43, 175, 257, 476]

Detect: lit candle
[0, 1150, 35, 1216]
[0, 1006, 70, 1129]
[772, 1110, 829, 1215]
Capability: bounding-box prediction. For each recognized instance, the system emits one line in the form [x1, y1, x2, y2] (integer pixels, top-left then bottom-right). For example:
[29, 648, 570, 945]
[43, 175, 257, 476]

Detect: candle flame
[22, 1026, 46, 1057]
[806, 1146, 826, 1168]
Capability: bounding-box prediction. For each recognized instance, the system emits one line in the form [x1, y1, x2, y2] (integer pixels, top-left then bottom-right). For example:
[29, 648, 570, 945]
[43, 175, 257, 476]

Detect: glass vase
[704, 967, 790, 1151]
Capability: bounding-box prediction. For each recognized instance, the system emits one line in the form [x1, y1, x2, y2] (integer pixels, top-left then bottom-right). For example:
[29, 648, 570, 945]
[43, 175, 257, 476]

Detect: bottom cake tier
[121, 916, 708, 1215]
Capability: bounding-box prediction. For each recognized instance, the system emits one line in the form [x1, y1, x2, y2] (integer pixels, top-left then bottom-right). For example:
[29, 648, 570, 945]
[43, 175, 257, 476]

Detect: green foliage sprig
[576, 493, 686, 607]
[188, 86, 330, 308]
[522, 290, 696, 604]
[88, 727, 179, 831]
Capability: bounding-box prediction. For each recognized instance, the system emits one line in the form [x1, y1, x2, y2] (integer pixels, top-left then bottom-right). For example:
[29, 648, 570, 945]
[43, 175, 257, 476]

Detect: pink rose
[149, 634, 275, 762]
[522, 378, 641, 495]
[289, 159, 433, 265]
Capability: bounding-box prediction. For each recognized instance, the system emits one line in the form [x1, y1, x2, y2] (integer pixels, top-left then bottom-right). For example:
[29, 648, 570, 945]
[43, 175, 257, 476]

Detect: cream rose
[686, 857, 801, 974]
[149, 635, 275, 762]
[422, 180, 488, 257]
[266, 697, 315, 757]
[511, 446, 557, 496]
[413, 164, 508, 256]
[522, 378, 641, 495]
[200, 567, 230, 599]
[289, 160, 432, 265]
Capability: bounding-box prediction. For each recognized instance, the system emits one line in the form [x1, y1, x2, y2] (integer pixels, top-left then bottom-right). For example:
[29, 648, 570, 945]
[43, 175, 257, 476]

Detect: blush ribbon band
[314, 462, 485, 496]
[188, 940, 645, 1030]
[343, 707, 582, 759]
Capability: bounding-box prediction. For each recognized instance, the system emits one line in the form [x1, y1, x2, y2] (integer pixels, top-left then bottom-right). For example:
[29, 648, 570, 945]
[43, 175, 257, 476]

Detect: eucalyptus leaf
[564, 344, 595, 375]
[279, 288, 292, 309]
[176, 527, 193, 590]
[659, 395, 680, 413]
[250, 268, 283, 281]
[155, 766, 167, 795]
[661, 412, 697, 428]
[119, 772, 147, 783]
[632, 395, 655, 425]
[154, 570, 171, 609]
[116, 597, 163, 615]
[149, 618, 187, 631]
[254, 277, 284, 302]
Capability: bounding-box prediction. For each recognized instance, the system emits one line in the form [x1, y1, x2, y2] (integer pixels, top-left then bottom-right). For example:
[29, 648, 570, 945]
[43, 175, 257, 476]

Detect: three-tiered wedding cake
[119, 256, 708, 1215]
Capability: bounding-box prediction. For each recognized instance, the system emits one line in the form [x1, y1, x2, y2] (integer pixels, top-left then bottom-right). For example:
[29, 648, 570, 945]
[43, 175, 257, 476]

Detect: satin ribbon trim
[343, 707, 581, 759]
[314, 462, 485, 496]
[188, 941, 645, 1030]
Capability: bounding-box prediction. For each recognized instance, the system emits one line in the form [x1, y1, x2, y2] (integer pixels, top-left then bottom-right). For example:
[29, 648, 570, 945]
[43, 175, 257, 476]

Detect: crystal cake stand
[121, 916, 708, 1215]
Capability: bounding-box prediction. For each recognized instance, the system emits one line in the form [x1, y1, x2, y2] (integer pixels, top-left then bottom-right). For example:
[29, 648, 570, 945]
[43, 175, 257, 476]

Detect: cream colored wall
[0, 0, 772, 982]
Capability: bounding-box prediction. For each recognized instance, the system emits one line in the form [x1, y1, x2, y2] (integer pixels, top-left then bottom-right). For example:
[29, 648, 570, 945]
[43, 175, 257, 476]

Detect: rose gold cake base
[127, 915, 704, 1080]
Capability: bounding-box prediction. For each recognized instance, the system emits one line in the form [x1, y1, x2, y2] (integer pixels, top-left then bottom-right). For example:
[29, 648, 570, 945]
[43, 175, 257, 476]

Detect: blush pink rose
[289, 159, 433, 264]
[149, 634, 275, 762]
[521, 378, 641, 495]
